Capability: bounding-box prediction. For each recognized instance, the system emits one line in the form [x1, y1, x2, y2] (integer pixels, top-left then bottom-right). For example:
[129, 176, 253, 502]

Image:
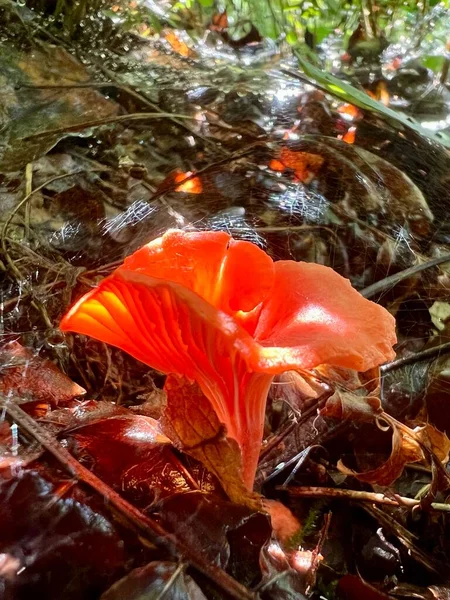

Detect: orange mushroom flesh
[60, 230, 396, 490]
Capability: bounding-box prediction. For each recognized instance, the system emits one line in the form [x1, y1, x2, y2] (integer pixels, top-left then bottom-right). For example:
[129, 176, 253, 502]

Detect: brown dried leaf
[338, 420, 424, 486]
[161, 375, 261, 509]
[414, 424, 450, 463]
[321, 389, 382, 421]
[320, 366, 382, 421]
[0, 341, 85, 406]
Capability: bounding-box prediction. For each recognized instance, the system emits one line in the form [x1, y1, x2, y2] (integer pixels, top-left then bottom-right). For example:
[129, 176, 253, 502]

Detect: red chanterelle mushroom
[60, 230, 396, 489]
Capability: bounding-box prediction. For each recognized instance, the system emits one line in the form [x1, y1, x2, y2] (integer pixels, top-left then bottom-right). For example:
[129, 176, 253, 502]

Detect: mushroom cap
[61, 229, 396, 376]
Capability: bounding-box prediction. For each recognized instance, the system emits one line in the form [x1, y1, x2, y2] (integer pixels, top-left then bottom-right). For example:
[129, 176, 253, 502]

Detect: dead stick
[282, 486, 450, 512]
[23, 112, 194, 140]
[381, 341, 450, 373]
[361, 253, 450, 299]
[1, 399, 256, 600]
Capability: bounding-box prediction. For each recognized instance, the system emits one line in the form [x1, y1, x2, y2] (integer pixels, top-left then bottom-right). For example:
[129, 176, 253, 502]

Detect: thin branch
[22, 112, 194, 141]
[283, 486, 450, 512]
[360, 253, 450, 299]
[0, 399, 256, 600]
[381, 341, 450, 373]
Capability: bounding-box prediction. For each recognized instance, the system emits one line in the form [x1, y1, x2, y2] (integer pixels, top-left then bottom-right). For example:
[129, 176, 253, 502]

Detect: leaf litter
[2, 2, 450, 599]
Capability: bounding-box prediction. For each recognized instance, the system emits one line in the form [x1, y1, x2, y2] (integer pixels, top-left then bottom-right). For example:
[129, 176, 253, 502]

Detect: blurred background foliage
[27, 0, 450, 58]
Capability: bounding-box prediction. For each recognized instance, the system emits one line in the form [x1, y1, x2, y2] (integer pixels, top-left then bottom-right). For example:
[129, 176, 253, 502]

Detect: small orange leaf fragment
[164, 31, 192, 58]
[174, 171, 203, 193]
[269, 159, 286, 172]
[269, 148, 324, 183]
[342, 126, 357, 144]
[337, 103, 362, 119]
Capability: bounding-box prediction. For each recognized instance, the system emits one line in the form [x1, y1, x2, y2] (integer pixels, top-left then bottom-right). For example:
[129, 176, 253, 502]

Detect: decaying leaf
[0, 470, 125, 598]
[320, 365, 382, 421]
[338, 419, 424, 485]
[156, 491, 271, 583]
[262, 499, 302, 546]
[66, 413, 206, 504]
[321, 389, 382, 421]
[101, 561, 207, 600]
[414, 423, 450, 463]
[269, 148, 325, 183]
[0, 43, 118, 170]
[161, 375, 261, 508]
[0, 341, 85, 406]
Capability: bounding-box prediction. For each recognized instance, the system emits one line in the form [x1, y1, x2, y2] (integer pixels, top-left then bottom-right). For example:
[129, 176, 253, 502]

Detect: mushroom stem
[194, 368, 274, 490]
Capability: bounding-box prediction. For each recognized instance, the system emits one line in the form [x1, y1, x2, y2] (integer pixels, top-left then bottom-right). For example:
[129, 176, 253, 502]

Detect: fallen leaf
[0, 470, 125, 598]
[414, 423, 450, 463]
[156, 491, 270, 584]
[161, 375, 260, 508]
[0, 341, 85, 406]
[165, 31, 194, 58]
[66, 414, 206, 505]
[319, 365, 382, 421]
[174, 170, 203, 193]
[262, 499, 301, 546]
[0, 43, 118, 170]
[101, 561, 207, 600]
[321, 389, 382, 421]
[269, 148, 324, 183]
[338, 419, 424, 485]
[342, 126, 357, 144]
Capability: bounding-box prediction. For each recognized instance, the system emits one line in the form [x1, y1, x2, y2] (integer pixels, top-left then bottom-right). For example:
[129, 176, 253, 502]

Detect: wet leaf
[155, 490, 271, 584]
[0, 43, 118, 170]
[66, 413, 204, 505]
[269, 148, 324, 183]
[161, 375, 260, 508]
[293, 55, 450, 149]
[0, 470, 125, 599]
[338, 420, 424, 485]
[101, 561, 207, 600]
[0, 341, 85, 406]
[319, 365, 382, 421]
[336, 574, 392, 600]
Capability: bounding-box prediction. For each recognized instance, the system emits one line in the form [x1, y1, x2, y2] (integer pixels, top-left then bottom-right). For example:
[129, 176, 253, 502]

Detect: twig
[283, 486, 450, 512]
[381, 341, 450, 373]
[24, 163, 33, 239]
[360, 253, 450, 299]
[0, 399, 256, 600]
[259, 392, 332, 461]
[155, 562, 187, 600]
[22, 112, 194, 141]
[16, 82, 117, 89]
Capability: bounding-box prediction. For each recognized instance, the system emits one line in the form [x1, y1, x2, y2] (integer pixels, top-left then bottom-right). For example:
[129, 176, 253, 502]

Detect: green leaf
[291, 52, 450, 150]
[286, 30, 298, 44]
